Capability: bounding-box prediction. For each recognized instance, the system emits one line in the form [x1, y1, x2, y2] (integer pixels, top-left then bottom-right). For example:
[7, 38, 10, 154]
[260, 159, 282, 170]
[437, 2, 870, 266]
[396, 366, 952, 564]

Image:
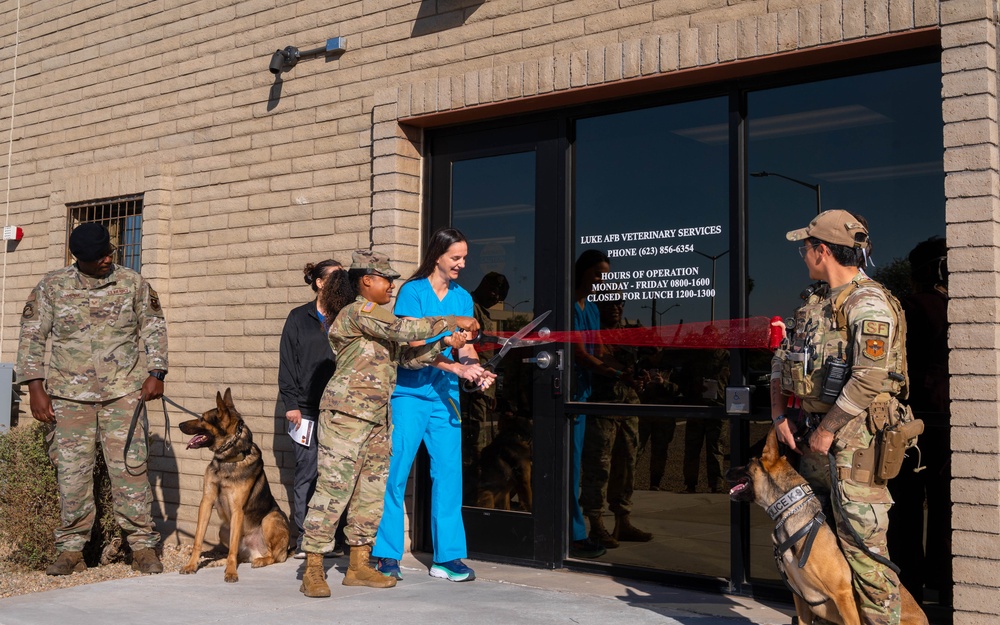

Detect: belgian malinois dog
[727, 428, 927, 625]
[178, 388, 290, 582]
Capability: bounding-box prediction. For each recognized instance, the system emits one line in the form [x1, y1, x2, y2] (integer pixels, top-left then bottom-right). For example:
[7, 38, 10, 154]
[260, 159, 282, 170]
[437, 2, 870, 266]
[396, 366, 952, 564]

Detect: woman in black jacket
[279, 259, 343, 557]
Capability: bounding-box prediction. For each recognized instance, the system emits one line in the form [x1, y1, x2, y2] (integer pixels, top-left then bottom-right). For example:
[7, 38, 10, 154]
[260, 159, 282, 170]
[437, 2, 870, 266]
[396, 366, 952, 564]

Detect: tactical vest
[780, 276, 908, 412]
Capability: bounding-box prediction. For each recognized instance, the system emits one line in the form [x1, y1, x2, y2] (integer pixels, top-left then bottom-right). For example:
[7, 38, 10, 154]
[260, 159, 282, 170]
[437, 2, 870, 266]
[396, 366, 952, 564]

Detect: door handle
[522, 351, 552, 369]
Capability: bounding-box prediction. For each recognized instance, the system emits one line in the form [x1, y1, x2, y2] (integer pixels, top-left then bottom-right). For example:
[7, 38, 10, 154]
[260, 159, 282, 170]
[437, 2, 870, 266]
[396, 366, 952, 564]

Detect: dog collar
[213, 421, 246, 457]
[766, 484, 814, 520]
[220, 452, 246, 464]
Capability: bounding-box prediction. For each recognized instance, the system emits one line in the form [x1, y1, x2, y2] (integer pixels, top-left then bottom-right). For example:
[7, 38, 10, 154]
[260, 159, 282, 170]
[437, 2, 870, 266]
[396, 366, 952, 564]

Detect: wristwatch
[149, 370, 167, 381]
[772, 414, 786, 425]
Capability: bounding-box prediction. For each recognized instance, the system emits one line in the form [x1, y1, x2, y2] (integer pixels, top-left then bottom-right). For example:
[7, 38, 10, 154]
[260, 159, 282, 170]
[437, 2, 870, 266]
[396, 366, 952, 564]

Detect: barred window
[66, 195, 144, 272]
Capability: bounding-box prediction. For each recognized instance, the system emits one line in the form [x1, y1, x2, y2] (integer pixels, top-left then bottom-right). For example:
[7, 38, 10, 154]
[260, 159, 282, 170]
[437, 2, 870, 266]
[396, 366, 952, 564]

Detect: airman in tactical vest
[769, 210, 919, 625]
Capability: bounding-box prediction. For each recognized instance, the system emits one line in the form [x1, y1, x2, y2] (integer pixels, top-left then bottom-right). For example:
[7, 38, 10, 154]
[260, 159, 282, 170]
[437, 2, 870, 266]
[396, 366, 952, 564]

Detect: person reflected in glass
[636, 352, 680, 490]
[460, 272, 510, 503]
[373, 228, 496, 583]
[887, 236, 951, 606]
[579, 293, 653, 548]
[681, 326, 729, 493]
[279, 260, 346, 558]
[569, 250, 621, 558]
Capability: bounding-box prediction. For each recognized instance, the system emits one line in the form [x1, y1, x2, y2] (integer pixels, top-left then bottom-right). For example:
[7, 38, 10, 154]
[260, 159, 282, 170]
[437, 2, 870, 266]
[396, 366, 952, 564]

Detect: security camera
[268, 46, 299, 75]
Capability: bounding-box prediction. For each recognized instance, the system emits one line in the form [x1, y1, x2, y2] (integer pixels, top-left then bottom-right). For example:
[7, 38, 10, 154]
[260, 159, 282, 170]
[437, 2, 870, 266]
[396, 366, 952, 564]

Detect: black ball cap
[69, 223, 112, 262]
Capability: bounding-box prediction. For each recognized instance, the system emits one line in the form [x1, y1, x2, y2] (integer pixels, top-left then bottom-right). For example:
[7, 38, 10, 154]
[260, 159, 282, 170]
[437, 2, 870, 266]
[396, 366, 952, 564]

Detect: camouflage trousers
[48, 390, 158, 552]
[579, 415, 639, 517]
[800, 442, 901, 625]
[301, 409, 390, 553]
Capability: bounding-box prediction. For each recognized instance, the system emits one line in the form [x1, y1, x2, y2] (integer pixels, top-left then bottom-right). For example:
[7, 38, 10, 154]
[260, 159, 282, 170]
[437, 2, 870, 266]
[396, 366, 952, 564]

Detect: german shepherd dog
[727, 428, 927, 625]
[475, 414, 532, 512]
[178, 388, 290, 583]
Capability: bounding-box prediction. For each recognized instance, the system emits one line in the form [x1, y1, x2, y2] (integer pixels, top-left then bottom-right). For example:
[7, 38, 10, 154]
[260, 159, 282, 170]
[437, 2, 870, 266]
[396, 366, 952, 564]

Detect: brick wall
[1, 0, 998, 617]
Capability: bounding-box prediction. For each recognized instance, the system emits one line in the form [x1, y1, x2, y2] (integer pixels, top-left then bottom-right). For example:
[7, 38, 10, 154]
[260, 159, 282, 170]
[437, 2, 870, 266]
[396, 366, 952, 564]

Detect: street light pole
[750, 170, 822, 215]
[693, 249, 729, 322]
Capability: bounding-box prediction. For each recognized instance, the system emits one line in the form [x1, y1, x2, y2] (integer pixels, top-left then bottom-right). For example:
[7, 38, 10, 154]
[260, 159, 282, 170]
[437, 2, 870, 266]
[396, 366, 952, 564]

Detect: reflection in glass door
[425, 121, 563, 564]
[570, 96, 733, 578]
[452, 152, 537, 516]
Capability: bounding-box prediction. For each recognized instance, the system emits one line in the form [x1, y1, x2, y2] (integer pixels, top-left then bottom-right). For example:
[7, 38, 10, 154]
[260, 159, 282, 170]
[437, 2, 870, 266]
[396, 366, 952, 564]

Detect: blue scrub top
[572, 298, 600, 403]
[393, 277, 474, 401]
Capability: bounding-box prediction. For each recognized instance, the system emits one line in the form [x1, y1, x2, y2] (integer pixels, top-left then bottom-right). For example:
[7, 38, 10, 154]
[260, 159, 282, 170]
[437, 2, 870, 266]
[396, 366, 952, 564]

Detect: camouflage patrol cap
[69, 223, 113, 261]
[786, 209, 870, 250]
[351, 249, 401, 279]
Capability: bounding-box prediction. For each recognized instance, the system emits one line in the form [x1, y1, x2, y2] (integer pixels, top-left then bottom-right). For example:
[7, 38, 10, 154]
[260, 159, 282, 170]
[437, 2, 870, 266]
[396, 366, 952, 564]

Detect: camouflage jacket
[319, 296, 458, 422]
[16, 263, 168, 402]
[772, 270, 906, 416]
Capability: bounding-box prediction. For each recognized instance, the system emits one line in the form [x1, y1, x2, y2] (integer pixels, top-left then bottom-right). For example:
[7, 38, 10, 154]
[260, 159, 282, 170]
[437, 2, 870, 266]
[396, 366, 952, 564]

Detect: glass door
[568, 96, 736, 578]
[422, 120, 565, 565]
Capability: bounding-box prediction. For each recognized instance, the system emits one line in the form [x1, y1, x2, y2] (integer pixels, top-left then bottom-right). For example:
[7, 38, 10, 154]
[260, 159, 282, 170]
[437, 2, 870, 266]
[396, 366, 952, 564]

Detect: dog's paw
[252, 556, 273, 569]
[179, 564, 198, 575]
[224, 571, 239, 583]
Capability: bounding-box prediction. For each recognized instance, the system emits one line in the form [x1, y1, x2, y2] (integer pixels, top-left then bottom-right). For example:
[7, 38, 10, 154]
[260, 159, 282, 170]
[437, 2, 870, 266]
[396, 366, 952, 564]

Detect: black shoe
[569, 537, 606, 559]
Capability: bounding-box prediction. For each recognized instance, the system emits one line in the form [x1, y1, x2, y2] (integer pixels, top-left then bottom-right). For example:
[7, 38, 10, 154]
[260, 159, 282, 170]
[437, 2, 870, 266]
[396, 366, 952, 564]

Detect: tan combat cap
[786, 209, 869, 249]
[351, 249, 401, 279]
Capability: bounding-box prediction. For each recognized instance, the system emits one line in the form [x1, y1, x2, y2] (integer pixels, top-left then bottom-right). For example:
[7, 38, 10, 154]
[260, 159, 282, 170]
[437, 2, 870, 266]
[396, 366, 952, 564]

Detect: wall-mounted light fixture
[269, 37, 347, 75]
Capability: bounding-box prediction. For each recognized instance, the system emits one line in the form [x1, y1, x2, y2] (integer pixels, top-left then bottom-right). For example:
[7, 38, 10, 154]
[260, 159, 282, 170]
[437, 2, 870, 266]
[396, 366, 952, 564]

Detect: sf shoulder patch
[149, 287, 162, 313]
[361, 301, 376, 314]
[861, 320, 890, 337]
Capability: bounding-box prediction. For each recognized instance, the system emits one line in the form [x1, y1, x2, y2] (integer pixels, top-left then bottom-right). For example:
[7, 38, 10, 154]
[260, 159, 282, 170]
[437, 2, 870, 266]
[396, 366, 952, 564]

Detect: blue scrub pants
[570, 414, 587, 541]
[373, 393, 467, 563]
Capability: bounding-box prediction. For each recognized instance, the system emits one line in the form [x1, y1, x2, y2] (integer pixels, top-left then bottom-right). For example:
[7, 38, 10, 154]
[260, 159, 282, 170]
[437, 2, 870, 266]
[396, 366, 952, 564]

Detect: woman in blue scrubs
[373, 228, 495, 582]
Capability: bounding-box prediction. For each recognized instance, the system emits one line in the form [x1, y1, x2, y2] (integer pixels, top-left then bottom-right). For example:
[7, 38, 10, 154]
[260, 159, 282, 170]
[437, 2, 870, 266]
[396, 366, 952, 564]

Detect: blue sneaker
[377, 557, 402, 579]
[429, 559, 476, 582]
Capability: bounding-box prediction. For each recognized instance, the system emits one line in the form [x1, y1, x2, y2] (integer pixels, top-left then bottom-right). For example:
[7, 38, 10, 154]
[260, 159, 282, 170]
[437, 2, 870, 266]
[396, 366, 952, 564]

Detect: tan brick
[659, 31, 679, 72]
[679, 27, 699, 69]
[843, 0, 865, 39]
[699, 24, 719, 65]
[777, 8, 798, 51]
[888, 0, 914, 31]
[737, 16, 758, 59]
[799, 3, 820, 48]
[942, 0, 995, 25]
[759, 11, 779, 54]
[942, 44, 998, 74]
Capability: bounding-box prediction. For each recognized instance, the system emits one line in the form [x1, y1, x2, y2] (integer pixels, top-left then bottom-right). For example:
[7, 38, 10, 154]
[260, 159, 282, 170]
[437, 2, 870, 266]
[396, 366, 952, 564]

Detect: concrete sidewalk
[0, 554, 794, 625]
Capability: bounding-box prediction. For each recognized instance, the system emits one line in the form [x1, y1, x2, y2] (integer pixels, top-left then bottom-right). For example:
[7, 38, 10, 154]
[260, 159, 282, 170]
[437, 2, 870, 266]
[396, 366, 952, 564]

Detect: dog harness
[769, 483, 828, 607]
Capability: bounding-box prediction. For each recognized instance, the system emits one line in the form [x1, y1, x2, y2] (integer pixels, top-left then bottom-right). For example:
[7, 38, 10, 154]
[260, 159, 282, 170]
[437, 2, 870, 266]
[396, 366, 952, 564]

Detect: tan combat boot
[613, 514, 653, 542]
[300, 553, 331, 597]
[588, 514, 619, 549]
[46, 551, 86, 576]
[131, 547, 164, 574]
[343, 544, 397, 588]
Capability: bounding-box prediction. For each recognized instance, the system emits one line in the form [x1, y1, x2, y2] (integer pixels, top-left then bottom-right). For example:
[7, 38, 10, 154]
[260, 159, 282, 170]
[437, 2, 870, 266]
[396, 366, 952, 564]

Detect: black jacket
[278, 301, 336, 417]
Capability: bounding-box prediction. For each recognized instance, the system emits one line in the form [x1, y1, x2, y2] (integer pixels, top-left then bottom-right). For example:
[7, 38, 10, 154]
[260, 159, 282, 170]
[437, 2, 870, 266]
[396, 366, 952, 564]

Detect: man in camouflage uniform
[579, 295, 653, 548]
[299, 249, 480, 597]
[16, 223, 168, 576]
[770, 210, 908, 625]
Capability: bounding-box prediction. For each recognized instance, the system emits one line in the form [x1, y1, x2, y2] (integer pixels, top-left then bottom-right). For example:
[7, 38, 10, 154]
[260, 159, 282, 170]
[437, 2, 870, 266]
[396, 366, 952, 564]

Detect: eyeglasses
[798, 244, 812, 259]
[367, 271, 394, 283]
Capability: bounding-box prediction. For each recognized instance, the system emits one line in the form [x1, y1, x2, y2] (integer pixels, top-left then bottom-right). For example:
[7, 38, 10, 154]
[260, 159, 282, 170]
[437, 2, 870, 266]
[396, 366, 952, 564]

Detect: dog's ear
[223, 387, 235, 409]
[216, 390, 226, 415]
[762, 427, 780, 467]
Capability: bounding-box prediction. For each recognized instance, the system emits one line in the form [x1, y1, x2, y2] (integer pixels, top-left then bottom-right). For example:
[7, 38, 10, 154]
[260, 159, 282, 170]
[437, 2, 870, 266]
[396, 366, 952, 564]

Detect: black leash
[124, 394, 201, 476]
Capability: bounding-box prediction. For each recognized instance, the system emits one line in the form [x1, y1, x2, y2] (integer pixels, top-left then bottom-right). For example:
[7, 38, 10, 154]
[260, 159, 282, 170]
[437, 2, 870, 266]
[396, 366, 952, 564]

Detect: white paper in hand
[288, 418, 315, 447]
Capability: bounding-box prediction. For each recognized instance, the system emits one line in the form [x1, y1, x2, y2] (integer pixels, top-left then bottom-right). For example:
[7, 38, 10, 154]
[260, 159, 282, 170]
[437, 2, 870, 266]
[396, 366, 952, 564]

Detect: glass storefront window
[574, 97, 732, 409]
[746, 61, 945, 584]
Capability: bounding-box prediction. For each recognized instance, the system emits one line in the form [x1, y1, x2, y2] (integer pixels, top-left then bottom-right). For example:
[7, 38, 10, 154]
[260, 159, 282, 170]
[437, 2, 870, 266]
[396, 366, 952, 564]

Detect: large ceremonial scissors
[461, 309, 552, 392]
